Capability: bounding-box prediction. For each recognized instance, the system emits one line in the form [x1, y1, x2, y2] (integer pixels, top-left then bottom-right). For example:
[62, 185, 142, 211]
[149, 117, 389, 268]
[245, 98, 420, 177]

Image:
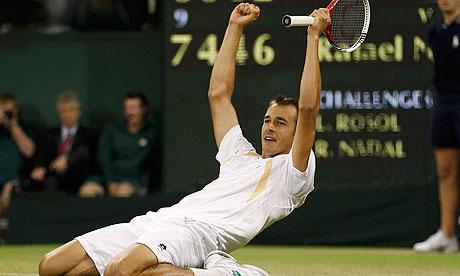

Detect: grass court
[1, 245, 460, 275]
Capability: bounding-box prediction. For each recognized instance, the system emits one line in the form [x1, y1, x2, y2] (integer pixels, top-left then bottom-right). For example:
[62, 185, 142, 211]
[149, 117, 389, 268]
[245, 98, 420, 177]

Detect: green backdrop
[0, 33, 163, 129]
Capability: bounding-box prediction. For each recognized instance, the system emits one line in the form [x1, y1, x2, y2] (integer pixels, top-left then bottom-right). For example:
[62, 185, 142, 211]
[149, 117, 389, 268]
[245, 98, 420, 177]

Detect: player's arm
[208, 3, 260, 148]
[291, 9, 330, 172]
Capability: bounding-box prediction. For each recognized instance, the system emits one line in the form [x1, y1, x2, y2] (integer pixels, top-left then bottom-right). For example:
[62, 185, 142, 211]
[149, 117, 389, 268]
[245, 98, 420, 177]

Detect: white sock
[190, 267, 227, 276]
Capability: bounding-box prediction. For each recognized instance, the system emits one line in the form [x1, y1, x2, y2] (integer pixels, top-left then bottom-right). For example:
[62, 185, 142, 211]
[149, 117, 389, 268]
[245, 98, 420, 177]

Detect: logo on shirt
[139, 138, 148, 147]
[453, 35, 459, 49]
[231, 271, 242, 276]
[158, 244, 167, 251]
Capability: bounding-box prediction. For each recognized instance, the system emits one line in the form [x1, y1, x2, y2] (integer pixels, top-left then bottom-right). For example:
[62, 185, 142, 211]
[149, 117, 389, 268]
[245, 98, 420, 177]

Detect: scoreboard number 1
[170, 33, 275, 66]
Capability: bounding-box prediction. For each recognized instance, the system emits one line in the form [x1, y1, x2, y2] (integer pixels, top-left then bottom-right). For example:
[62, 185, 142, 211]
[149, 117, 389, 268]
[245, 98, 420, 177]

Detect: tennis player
[39, 3, 330, 276]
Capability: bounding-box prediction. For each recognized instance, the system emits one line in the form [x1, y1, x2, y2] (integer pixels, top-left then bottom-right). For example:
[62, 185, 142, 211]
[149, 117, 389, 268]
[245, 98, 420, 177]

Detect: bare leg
[104, 243, 194, 276]
[435, 148, 459, 238]
[39, 240, 98, 276]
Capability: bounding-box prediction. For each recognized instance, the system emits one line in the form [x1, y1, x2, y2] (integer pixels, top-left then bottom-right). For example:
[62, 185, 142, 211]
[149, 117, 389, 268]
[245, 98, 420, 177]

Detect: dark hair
[0, 93, 17, 104]
[268, 94, 299, 112]
[124, 92, 149, 108]
[124, 91, 151, 118]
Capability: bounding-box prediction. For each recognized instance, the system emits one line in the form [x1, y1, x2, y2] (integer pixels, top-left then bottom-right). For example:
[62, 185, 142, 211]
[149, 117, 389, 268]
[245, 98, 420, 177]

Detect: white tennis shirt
[155, 125, 316, 252]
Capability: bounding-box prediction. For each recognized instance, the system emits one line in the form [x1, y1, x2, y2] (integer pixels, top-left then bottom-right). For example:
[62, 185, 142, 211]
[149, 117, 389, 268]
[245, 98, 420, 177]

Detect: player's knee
[104, 259, 134, 276]
[38, 253, 56, 276]
[103, 261, 118, 276]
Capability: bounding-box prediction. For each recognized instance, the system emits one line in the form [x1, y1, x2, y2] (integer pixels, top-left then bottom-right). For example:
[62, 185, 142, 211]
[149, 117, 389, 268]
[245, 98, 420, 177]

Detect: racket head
[325, 0, 371, 52]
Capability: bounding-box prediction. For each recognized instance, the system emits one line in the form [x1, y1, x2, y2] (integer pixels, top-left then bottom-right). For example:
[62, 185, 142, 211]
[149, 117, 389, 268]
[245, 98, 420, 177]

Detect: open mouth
[264, 136, 276, 143]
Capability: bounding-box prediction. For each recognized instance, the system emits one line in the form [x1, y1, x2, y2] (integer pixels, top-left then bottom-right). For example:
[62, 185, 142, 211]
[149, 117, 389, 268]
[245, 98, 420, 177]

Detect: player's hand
[31, 167, 46, 181]
[308, 8, 331, 35]
[49, 154, 68, 173]
[229, 3, 260, 28]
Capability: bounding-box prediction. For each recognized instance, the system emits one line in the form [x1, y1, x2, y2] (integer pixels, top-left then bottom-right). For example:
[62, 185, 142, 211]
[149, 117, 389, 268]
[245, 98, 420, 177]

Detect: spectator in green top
[0, 94, 35, 221]
[80, 92, 158, 197]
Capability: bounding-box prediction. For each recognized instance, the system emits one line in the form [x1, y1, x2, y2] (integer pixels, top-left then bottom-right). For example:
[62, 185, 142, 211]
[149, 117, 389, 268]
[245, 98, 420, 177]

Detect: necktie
[58, 133, 73, 154]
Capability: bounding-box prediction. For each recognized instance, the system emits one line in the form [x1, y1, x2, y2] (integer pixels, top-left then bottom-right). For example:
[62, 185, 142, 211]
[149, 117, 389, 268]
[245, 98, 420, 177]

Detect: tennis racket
[282, 0, 371, 52]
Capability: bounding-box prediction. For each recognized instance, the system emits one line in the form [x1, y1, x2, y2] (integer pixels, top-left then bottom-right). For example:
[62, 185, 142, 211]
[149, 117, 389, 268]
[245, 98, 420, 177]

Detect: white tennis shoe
[204, 250, 269, 276]
[413, 230, 459, 253]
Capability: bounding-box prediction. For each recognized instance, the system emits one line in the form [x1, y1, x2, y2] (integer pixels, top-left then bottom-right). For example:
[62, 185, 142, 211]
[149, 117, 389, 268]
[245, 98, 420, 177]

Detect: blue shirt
[429, 16, 460, 95]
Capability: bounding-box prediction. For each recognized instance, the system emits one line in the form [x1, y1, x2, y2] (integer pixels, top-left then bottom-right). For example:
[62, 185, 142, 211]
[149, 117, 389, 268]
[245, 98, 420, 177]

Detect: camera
[4, 110, 15, 120]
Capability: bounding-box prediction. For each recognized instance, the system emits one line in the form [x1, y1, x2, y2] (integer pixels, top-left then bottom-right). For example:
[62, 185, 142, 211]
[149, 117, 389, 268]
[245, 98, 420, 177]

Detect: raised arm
[208, 3, 260, 148]
[9, 121, 35, 158]
[291, 9, 330, 172]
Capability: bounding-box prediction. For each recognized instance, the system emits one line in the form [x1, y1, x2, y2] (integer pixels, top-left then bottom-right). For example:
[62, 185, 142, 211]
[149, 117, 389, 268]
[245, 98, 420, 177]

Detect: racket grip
[282, 15, 314, 27]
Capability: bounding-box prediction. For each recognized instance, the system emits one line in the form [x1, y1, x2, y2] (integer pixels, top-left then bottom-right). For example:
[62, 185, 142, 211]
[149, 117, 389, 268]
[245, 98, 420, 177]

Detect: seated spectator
[80, 92, 157, 197]
[0, 94, 35, 241]
[29, 91, 95, 194]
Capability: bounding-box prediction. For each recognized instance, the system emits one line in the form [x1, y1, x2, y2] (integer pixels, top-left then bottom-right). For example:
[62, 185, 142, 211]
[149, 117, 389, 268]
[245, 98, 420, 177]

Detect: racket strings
[330, 0, 366, 48]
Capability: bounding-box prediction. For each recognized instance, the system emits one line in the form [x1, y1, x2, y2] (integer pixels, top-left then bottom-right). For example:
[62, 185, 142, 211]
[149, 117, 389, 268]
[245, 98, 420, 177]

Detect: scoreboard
[164, 0, 438, 192]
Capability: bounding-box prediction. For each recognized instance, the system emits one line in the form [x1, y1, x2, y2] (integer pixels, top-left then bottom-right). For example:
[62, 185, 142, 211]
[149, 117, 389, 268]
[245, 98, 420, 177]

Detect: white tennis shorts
[75, 212, 219, 275]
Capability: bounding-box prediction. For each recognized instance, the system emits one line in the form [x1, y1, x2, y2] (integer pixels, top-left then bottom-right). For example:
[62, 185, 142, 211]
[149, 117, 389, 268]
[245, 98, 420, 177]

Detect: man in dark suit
[30, 91, 94, 194]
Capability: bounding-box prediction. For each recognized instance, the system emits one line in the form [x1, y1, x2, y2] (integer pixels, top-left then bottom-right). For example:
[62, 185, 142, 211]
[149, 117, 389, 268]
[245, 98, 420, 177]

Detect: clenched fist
[229, 2, 261, 28]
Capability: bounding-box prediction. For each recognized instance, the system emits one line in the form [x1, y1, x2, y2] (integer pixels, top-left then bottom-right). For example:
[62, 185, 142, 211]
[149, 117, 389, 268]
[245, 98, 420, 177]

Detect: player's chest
[219, 155, 279, 189]
[222, 155, 267, 173]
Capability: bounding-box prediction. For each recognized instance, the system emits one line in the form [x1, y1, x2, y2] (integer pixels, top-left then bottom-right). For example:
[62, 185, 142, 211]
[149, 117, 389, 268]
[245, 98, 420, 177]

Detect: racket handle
[282, 15, 314, 27]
